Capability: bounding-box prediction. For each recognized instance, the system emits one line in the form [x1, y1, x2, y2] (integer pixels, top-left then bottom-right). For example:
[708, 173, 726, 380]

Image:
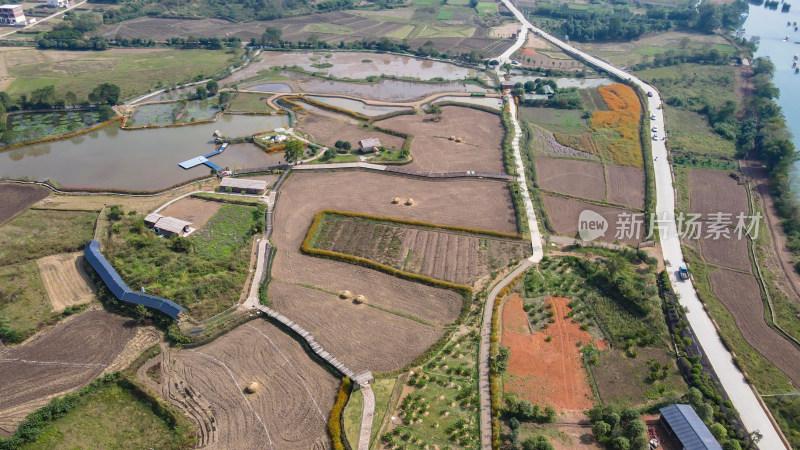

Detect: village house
[144, 213, 193, 237]
[359, 138, 382, 153]
[220, 177, 268, 195]
[0, 5, 25, 25]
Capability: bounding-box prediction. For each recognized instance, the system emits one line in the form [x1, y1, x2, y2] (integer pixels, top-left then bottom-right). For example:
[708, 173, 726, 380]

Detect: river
[743, 3, 800, 185]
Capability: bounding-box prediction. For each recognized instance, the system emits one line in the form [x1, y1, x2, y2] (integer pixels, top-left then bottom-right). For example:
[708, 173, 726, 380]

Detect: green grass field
[0, 209, 96, 266]
[228, 92, 274, 113]
[19, 380, 188, 450]
[0, 262, 53, 342]
[344, 377, 398, 448]
[344, 388, 363, 448]
[475, 1, 498, 15]
[105, 205, 260, 319]
[664, 107, 736, 158]
[518, 107, 588, 135]
[415, 25, 476, 38]
[304, 23, 354, 35]
[437, 9, 453, 20]
[635, 63, 738, 110]
[385, 25, 416, 39]
[6, 49, 240, 102]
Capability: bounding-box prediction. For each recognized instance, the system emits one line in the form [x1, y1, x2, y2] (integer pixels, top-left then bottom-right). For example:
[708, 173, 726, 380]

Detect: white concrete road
[496, 0, 787, 447]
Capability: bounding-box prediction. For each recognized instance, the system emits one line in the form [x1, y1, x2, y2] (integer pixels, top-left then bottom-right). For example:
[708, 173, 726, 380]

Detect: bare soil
[0, 183, 50, 225]
[311, 214, 529, 285]
[406, 136, 505, 173]
[689, 169, 749, 217]
[296, 112, 404, 150]
[534, 158, 605, 202]
[36, 252, 95, 313]
[159, 197, 223, 231]
[0, 309, 138, 436]
[708, 268, 800, 387]
[377, 106, 504, 150]
[502, 295, 605, 412]
[542, 194, 644, 244]
[697, 234, 752, 272]
[605, 164, 645, 209]
[271, 170, 516, 370]
[139, 320, 338, 449]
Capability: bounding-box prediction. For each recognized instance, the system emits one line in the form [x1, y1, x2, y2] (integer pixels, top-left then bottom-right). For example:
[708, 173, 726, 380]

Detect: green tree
[428, 104, 443, 122]
[206, 80, 219, 96]
[64, 91, 78, 107]
[592, 421, 611, 438]
[98, 105, 114, 121]
[89, 83, 121, 105]
[342, 141, 351, 151]
[195, 86, 208, 100]
[491, 346, 510, 373]
[261, 26, 282, 47]
[284, 139, 305, 163]
[218, 91, 232, 109]
[610, 436, 630, 450]
[709, 423, 728, 441]
[521, 436, 554, 450]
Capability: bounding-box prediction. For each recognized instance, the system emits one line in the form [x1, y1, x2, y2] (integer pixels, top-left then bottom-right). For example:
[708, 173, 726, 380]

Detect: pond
[296, 78, 490, 102]
[129, 99, 220, 127]
[244, 82, 293, 93]
[426, 95, 503, 110]
[255, 51, 480, 80]
[0, 114, 289, 190]
[305, 96, 412, 116]
[3, 111, 102, 145]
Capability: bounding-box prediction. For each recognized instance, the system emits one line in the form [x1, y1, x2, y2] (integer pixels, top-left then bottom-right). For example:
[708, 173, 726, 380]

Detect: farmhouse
[220, 177, 268, 195]
[359, 138, 382, 153]
[659, 404, 722, 450]
[46, 0, 71, 7]
[144, 213, 164, 228]
[500, 80, 516, 91]
[0, 4, 25, 25]
[153, 216, 193, 237]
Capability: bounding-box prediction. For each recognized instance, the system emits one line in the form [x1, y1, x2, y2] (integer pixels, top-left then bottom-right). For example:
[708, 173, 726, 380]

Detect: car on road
[647, 91, 654, 97]
[650, 114, 657, 120]
[651, 126, 658, 132]
[652, 134, 659, 141]
[511, 60, 520, 66]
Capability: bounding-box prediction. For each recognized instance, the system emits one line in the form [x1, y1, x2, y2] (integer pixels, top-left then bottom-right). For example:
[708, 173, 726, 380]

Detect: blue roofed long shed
[659, 404, 722, 450]
[84, 240, 186, 319]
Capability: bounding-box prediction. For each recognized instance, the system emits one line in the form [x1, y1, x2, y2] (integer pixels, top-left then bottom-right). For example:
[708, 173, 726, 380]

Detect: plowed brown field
[689, 169, 748, 217]
[542, 194, 643, 244]
[140, 320, 338, 449]
[502, 295, 604, 411]
[708, 268, 800, 386]
[535, 158, 605, 201]
[605, 165, 645, 209]
[0, 309, 138, 436]
[297, 113, 404, 150]
[0, 183, 49, 225]
[158, 197, 222, 230]
[698, 235, 751, 272]
[311, 214, 529, 285]
[36, 252, 95, 313]
[271, 171, 516, 370]
[406, 136, 505, 173]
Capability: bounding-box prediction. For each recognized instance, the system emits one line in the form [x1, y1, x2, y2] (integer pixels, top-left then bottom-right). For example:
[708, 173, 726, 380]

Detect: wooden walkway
[255, 305, 355, 378]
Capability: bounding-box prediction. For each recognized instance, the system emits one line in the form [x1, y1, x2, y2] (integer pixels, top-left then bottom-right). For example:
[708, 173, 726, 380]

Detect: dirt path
[263, 90, 500, 111]
[741, 158, 800, 302]
[358, 384, 375, 450]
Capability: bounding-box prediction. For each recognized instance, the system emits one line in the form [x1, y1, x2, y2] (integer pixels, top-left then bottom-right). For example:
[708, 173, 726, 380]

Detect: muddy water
[245, 82, 292, 93]
[297, 78, 489, 101]
[427, 95, 503, 109]
[260, 51, 478, 80]
[0, 115, 288, 190]
[306, 96, 411, 116]
[506, 76, 614, 89]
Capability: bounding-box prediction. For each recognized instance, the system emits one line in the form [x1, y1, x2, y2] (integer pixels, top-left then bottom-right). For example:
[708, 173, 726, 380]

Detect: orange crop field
[502, 294, 606, 412]
[591, 84, 642, 167]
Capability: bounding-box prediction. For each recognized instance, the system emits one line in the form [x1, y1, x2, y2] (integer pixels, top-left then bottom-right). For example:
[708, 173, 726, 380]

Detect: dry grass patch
[688, 168, 748, 217]
[36, 252, 95, 313]
[296, 112, 404, 149]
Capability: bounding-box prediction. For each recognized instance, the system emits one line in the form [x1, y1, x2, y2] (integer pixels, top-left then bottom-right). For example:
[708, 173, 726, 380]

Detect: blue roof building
[659, 404, 722, 450]
[84, 240, 187, 319]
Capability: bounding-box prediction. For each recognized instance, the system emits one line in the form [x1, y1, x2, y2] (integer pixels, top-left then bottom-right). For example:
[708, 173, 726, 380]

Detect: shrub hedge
[329, 377, 353, 450]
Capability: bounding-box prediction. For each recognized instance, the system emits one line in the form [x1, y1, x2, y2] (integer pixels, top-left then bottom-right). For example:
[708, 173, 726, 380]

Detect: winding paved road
[490, 0, 787, 448]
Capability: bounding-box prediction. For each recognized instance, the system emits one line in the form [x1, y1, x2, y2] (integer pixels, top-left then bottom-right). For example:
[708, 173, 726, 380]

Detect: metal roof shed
[154, 216, 192, 236]
[659, 404, 722, 450]
[219, 177, 268, 194]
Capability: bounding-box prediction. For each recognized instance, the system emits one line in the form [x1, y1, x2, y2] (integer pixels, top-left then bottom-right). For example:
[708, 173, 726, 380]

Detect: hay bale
[340, 290, 352, 299]
[245, 381, 259, 394]
[391, 197, 401, 204]
[405, 198, 415, 206]
[354, 294, 366, 304]
[454, 137, 462, 143]
[448, 135, 455, 140]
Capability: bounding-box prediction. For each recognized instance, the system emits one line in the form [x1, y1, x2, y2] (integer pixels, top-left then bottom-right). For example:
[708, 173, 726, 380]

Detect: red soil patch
[502, 294, 606, 412]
